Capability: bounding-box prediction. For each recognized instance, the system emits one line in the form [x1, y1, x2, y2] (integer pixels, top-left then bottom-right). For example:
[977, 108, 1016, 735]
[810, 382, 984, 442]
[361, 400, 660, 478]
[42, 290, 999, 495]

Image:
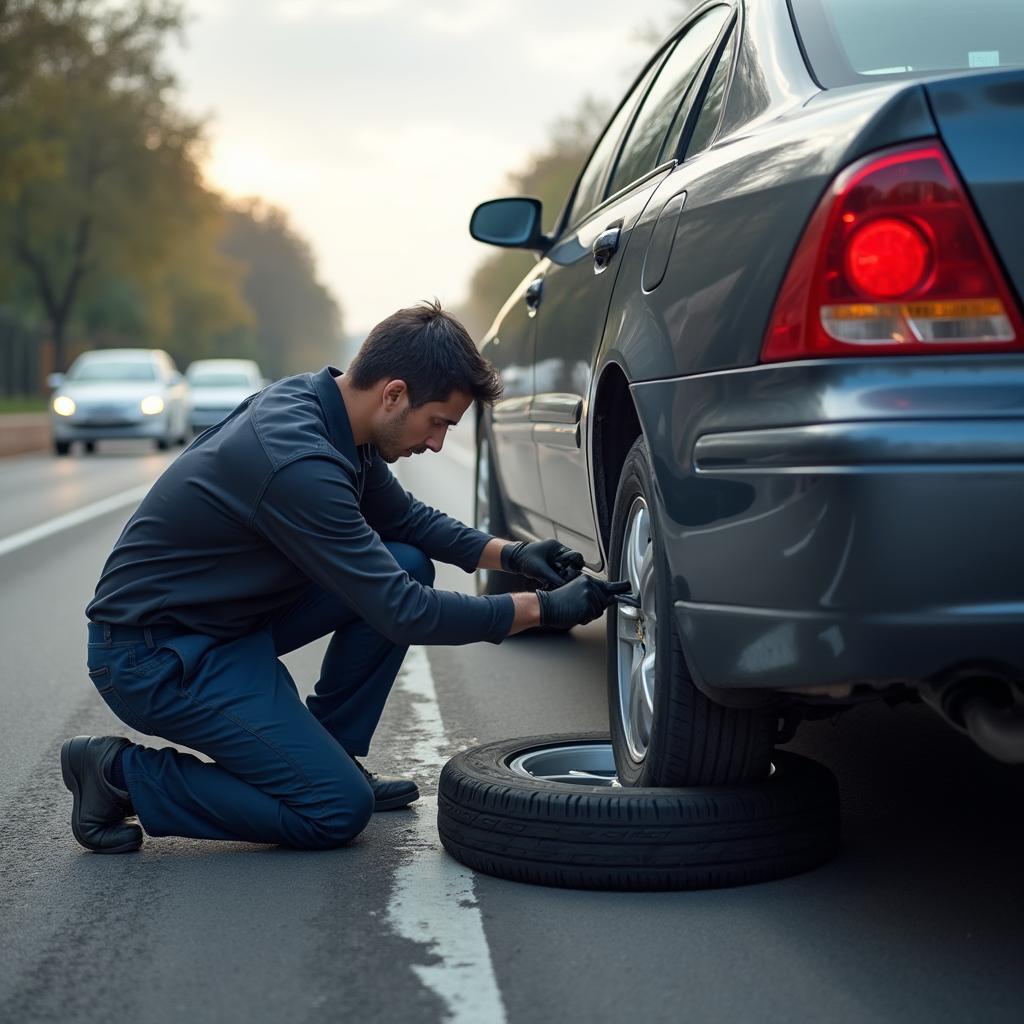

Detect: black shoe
[60, 736, 143, 853]
[353, 759, 419, 811]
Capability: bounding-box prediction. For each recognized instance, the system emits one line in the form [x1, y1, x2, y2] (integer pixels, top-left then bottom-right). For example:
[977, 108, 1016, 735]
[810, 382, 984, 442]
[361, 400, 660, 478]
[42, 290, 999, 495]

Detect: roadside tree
[0, 1, 249, 370]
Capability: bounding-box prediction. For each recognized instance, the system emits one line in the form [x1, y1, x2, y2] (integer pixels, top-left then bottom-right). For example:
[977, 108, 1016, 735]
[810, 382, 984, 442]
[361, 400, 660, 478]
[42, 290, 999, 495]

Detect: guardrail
[0, 414, 50, 458]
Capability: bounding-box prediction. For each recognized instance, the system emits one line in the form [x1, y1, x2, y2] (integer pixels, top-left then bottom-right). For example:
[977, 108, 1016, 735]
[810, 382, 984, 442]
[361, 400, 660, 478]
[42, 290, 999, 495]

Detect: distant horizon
[172, 0, 668, 329]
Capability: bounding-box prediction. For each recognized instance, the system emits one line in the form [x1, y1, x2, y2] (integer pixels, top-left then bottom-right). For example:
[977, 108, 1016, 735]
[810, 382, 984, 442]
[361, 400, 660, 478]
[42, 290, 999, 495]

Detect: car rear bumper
[675, 600, 1023, 693]
[629, 355, 1024, 693]
[52, 414, 169, 441]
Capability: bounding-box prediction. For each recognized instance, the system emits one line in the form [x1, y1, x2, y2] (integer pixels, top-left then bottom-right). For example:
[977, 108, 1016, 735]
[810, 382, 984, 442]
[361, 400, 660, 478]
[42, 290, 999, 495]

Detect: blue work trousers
[85, 542, 434, 849]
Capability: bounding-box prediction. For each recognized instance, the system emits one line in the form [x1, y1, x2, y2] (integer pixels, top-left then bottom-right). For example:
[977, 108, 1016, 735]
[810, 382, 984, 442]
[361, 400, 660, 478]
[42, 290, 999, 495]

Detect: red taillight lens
[845, 217, 931, 298]
[762, 142, 1024, 361]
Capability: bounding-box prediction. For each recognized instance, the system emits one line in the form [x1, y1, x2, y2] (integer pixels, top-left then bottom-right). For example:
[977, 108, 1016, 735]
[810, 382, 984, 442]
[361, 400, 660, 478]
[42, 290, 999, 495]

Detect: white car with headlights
[48, 349, 190, 455]
[185, 358, 266, 432]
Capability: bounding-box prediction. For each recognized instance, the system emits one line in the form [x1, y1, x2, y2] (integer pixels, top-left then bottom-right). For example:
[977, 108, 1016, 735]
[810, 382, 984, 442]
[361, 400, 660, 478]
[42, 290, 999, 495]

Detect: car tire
[54, 441, 71, 457]
[438, 733, 840, 891]
[474, 418, 532, 596]
[84, 441, 96, 454]
[608, 436, 776, 787]
[155, 437, 170, 451]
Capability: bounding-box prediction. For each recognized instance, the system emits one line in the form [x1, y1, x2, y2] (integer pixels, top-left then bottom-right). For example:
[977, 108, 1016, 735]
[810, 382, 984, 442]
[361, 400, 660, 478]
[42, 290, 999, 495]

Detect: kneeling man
[62, 301, 626, 853]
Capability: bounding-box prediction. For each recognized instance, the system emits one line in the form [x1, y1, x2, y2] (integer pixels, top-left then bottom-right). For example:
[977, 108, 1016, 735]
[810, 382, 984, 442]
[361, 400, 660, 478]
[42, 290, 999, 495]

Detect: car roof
[76, 349, 160, 361]
[187, 358, 259, 368]
[186, 359, 261, 374]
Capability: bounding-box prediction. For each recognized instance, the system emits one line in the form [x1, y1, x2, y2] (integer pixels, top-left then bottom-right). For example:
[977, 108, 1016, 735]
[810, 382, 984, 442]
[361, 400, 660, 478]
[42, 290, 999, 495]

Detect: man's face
[372, 382, 473, 464]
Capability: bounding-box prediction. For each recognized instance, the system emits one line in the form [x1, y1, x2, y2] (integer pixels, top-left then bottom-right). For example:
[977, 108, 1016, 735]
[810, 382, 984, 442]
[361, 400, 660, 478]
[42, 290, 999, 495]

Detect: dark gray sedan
[470, 0, 1024, 787]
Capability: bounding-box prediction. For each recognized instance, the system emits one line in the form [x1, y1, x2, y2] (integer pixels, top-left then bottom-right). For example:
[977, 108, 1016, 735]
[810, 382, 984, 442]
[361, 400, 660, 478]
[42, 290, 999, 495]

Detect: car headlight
[53, 396, 76, 417]
[140, 395, 165, 415]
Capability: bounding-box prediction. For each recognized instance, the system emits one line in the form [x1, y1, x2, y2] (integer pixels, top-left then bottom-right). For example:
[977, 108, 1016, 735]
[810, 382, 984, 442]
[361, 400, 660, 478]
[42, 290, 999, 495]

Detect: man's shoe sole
[374, 787, 420, 812]
[60, 737, 142, 854]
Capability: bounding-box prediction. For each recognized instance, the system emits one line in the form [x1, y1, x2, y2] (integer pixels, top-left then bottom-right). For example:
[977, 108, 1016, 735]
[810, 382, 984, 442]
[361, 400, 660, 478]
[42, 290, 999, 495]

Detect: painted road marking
[0, 483, 151, 559]
[386, 646, 506, 1024]
[0, 438, 472, 562]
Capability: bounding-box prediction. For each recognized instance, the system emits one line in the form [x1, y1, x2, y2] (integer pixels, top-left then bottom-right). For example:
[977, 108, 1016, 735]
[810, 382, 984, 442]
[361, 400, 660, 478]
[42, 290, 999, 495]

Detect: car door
[485, 273, 550, 537]
[530, 4, 733, 564]
[482, 53, 666, 538]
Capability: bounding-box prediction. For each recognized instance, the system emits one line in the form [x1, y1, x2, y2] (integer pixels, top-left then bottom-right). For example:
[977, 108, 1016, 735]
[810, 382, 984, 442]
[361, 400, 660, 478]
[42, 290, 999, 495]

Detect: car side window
[565, 58, 662, 229]
[605, 6, 731, 198]
[685, 28, 737, 159]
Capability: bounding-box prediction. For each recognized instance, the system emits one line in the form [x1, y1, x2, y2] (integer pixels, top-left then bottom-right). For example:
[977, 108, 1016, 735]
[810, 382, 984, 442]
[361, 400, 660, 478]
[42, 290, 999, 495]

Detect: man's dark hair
[348, 300, 502, 407]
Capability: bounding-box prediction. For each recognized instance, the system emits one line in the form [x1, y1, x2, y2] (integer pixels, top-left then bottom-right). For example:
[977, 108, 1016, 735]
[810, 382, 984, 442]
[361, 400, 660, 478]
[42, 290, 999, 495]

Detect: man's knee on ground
[389, 543, 435, 588]
[295, 781, 374, 849]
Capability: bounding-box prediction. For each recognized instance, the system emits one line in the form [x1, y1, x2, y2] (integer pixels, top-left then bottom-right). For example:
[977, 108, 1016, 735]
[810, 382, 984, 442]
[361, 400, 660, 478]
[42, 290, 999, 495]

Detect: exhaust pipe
[920, 668, 1024, 765]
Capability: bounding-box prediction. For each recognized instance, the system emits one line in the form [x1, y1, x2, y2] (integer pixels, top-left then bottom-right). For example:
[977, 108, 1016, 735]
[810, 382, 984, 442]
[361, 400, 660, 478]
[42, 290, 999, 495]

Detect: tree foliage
[0, 0, 342, 380]
[222, 201, 343, 379]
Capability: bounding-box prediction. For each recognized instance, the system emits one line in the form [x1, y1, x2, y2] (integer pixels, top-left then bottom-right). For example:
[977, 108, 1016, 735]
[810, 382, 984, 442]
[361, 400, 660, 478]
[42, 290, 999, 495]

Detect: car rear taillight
[761, 142, 1024, 361]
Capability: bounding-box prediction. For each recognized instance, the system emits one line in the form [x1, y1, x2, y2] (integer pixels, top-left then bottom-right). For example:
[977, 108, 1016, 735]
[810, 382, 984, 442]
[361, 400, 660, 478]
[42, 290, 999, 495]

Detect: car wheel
[84, 441, 96, 454]
[155, 438, 170, 451]
[54, 441, 71, 457]
[608, 436, 776, 787]
[438, 733, 840, 891]
[474, 418, 531, 596]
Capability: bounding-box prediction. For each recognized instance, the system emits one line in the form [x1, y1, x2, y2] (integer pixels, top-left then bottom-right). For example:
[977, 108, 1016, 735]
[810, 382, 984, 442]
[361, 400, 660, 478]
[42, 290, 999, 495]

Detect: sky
[169, 0, 674, 334]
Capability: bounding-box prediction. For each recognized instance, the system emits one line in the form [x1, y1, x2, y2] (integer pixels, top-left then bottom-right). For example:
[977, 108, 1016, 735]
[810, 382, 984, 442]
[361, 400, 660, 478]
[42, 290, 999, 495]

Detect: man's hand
[501, 539, 584, 588]
[536, 576, 632, 630]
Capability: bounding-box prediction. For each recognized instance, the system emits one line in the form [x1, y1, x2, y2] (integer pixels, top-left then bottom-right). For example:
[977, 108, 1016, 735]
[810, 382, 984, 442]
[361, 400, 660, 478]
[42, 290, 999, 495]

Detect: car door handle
[525, 277, 544, 315]
[592, 226, 621, 271]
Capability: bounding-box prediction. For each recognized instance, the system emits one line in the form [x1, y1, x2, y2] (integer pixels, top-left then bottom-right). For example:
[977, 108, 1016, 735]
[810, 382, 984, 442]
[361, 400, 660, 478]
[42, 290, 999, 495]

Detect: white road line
[0, 443, 467, 562]
[0, 483, 151, 559]
[386, 646, 506, 1024]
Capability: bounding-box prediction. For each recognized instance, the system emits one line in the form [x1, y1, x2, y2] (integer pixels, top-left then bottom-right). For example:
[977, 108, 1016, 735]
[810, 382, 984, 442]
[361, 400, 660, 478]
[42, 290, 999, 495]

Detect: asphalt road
[2, 429, 1023, 1024]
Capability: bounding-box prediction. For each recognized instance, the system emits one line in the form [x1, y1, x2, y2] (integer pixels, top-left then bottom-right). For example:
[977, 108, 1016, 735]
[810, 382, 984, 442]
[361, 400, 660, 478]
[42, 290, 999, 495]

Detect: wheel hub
[507, 742, 621, 787]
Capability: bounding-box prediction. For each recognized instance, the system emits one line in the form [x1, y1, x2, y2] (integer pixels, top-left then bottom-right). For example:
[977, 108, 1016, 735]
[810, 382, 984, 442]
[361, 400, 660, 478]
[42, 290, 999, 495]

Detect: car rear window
[70, 361, 158, 382]
[791, 0, 1024, 88]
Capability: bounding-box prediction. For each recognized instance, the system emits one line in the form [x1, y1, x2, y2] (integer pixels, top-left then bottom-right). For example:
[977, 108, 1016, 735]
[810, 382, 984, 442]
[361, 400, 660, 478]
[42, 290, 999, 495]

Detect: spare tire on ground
[437, 733, 840, 891]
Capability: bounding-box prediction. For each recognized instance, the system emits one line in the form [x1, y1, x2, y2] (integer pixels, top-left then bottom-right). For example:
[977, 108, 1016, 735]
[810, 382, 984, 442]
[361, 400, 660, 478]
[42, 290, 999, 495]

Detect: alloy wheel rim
[507, 742, 621, 787]
[616, 496, 657, 764]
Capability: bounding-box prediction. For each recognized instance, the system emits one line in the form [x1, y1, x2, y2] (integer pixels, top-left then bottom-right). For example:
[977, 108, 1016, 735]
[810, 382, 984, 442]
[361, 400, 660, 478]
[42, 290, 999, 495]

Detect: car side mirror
[46, 372, 65, 389]
[470, 198, 547, 251]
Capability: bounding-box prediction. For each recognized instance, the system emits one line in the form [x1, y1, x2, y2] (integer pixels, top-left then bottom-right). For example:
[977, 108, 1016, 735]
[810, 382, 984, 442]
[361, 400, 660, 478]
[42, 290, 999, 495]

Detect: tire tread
[437, 735, 840, 891]
[609, 437, 776, 787]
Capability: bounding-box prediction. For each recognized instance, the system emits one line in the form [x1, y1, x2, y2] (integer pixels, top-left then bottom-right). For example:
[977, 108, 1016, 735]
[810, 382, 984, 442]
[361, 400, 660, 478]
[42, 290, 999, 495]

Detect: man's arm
[360, 456, 492, 571]
[508, 591, 541, 634]
[255, 457, 514, 645]
[357, 493, 544, 631]
[478, 536, 514, 571]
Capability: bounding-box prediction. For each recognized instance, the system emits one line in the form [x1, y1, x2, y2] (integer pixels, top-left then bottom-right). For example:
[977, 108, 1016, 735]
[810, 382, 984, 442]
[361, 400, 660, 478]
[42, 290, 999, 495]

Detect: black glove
[501, 539, 584, 588]
[536, 576, 632, 630]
